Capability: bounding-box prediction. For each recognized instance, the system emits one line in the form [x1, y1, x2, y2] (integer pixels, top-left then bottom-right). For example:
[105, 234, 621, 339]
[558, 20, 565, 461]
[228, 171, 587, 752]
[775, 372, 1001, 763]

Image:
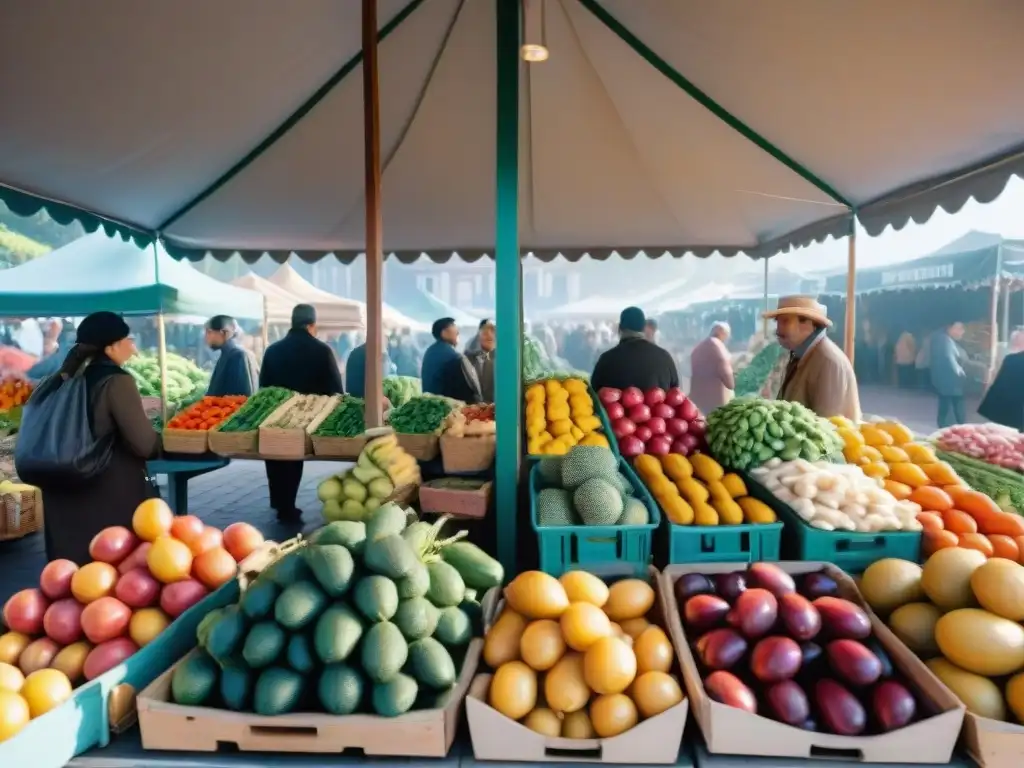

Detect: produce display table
[147, 456, 230, 516]
[67, 729, 466, 768]
[689, 742, 976, 768]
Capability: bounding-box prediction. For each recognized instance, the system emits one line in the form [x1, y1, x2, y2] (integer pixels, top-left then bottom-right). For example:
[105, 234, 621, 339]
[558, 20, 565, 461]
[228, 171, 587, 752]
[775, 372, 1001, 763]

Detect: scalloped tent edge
[3, 0, 1024, 263]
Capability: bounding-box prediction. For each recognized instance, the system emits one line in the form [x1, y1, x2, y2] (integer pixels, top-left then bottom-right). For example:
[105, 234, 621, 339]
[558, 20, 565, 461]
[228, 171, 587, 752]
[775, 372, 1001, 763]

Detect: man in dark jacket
[421, 318, 482, 403]
[259, 304, 344, 522]
[205, 315, 259, 397]
[591, 307, 679, 393]
[345, 337, 396, 398]
[979, 349, 1024, 431]
[929, 321, 968, 428]
[467, 318, 496, 402]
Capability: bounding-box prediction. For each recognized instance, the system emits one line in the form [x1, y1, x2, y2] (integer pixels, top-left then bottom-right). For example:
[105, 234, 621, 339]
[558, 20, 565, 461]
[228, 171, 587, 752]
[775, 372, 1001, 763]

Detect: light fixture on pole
[521, 0, 548, 62]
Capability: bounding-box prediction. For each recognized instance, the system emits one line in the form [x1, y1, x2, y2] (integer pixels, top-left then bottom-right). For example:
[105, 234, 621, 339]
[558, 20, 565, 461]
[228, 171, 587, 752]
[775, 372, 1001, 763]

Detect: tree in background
[0, 202, 84, 267]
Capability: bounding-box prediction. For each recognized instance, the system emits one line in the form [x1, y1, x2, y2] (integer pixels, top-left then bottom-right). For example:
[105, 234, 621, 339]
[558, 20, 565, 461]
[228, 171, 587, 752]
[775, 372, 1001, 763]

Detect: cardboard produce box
[467, 566, 689, 764]
[659, 561, 965, 764]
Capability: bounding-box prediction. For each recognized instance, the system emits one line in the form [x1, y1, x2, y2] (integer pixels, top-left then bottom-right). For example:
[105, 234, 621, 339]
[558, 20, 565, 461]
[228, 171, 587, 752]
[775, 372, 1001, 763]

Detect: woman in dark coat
[978, 351, 1024, 431]
[27, 312, 160, 564]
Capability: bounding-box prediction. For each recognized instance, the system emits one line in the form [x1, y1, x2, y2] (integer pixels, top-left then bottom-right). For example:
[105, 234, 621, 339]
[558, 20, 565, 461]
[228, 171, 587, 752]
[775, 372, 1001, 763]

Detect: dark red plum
[747, 563, 796, 598]
[696, 628, 748, 670]
[765, 680, 810, 726]
[715, 572, 748, 603]
[815, 679, 867, 736]
[800, 571, 839, 600]
[779, 593, 821, 641]
[812, 596, 871, 640]
[684, 594, 730, 633]
[728, 588, 778, 639]
[704, 671, 757, 714]
[750, 636, 802, 683]
[675, 573, 715, 604]
[873, 680, 917, 732]
[827, 639, 883, 687]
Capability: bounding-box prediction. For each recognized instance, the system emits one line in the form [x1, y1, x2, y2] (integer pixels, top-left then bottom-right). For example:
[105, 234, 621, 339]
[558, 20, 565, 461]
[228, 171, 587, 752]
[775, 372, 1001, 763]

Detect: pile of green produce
[522, 335, 587, 384]
[734, 343, 785, 397]
[706, 396, 844, 470]
[534, 445, 648, 527]
[318, 433, 422, 522]
[218, 387, 293, 432]
[383, 376, 421, 408]
[388, 395, 456, 435]
[175, 506, 504, 718]
[315, 395, 366, 438]
[936, 450, 1024, 514]
[125, 352, 209, 405]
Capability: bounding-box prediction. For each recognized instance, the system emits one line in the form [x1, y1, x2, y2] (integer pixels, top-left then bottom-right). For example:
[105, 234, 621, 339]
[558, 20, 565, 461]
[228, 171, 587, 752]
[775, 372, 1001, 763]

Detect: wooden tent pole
[844, 221, 857, 363]
[363, 0, 384, 427]
[261, 295, 269, 360]
[762, 256, 769, 338]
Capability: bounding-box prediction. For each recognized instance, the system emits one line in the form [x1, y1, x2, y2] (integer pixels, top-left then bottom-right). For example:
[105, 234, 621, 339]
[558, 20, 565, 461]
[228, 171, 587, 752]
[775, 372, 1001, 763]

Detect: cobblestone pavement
[0, 385, 986, 605]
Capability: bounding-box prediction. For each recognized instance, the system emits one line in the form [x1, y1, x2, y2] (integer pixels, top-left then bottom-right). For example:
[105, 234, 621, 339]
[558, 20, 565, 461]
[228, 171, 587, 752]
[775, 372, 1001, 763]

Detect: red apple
[621, 387, 644, 408]
[664, 387, 686, 407]
[644, 388, 666, 407]
[647, 417, 667, 436]
[627, 404, 651, 424]
[679, 433, 700, 452]
[688, 419, 707, 438]
[619, 436, 645, 457]
[670, 439, 692, 456]
[679, 398, 700, 421]
[605, 402, 625, 421]
[651, 403, 675, 420]
[612, 418, 636, 439]
[634, 425, 653, 443]
[647, 436, 673, 455]
[599, 387, 622, 404]
[666, 418, 689, 436]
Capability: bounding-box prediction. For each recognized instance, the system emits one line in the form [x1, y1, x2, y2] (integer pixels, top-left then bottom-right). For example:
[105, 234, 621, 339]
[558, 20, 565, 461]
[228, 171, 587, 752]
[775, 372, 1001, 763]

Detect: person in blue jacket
[205, 315, 259, 397]
[345, 335, 396, 398]
[928, 320, 968, 428]
[420, 318, 482, 403]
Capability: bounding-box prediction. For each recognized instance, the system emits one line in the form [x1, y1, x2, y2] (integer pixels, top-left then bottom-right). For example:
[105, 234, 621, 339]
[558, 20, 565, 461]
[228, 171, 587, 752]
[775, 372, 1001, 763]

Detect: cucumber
[439, 541, 503, 591]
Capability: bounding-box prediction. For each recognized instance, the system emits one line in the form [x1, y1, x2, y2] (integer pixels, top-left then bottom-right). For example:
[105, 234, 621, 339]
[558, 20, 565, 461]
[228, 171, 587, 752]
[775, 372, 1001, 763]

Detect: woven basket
[208, 428, 259, 457]
[0, 485, 43, 541]
[259, 427, 312, 459]
[311, 435, 367, 459]
[161, 428, 209, 455]
[396, 433, 440, 461]
[388, 483, 419, 507]
[440, 434, 495, 474]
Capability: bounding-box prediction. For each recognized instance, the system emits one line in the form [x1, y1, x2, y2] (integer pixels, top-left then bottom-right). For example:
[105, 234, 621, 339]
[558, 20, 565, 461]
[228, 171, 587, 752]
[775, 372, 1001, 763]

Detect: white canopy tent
[267, 263, 366, 331]
[230, 272, 307, 326]
[1, 0, 1023, 263]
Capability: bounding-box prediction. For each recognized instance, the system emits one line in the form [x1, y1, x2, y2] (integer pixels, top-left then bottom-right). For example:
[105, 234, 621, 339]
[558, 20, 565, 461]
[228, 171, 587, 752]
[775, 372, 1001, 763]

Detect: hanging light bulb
[521, 0, 549, 63]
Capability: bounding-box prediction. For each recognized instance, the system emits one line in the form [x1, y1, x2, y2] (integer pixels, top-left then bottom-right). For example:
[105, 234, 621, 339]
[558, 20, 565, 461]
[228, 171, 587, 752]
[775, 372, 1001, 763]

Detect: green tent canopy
[389, 287, 479, 328]
[0, 232, 264, 319]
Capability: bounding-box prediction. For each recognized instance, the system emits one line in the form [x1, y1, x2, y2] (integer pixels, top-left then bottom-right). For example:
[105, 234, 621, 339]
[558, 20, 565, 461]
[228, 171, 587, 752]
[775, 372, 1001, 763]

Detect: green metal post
[494, 0, 522, 575]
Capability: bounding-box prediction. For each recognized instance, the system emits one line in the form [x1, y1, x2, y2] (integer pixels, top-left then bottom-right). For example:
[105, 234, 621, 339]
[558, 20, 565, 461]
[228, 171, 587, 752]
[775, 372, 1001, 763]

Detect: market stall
[0, 232, 264, 512]
[265, 263, 366, 331]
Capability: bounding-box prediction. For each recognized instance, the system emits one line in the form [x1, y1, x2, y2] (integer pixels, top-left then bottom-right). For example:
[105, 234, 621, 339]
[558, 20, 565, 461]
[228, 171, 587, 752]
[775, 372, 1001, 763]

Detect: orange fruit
[132, 499, 174, 542]
[222, 522, 265, 563]
[942, 509, 978, 535]
[0, 663, 23, 693]
[129, 608, 171, 647]
[988, 534, 1020, 563]
[188, 527, 223, 557]
[19, 668, 72, 718]
[70, 562, 118, 604]
[957, 533, 994, 558]
[169, 515, 205, 546]
[908, 486, 954, 513]
[147, 537, 194, 584]
[0, 690, 29, 743]
[192, 548, 237, 590]
[916, 512, 945, 533]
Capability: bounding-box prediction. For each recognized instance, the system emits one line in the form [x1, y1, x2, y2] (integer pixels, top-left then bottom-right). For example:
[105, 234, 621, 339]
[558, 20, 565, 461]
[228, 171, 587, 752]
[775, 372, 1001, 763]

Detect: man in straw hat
[763, 296, 861, 421]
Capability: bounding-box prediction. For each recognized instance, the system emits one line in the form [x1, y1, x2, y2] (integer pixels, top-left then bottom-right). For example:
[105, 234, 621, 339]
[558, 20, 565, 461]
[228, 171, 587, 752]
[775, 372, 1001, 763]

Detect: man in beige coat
[689, 321, 734, 415]
[764, 296, 861, 422]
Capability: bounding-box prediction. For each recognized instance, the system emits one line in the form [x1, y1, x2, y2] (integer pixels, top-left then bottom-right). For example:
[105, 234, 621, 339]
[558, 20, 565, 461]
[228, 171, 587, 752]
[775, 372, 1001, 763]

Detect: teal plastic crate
[524, 381, 620, 461]
[530, 457, 659, 576]
[662, 518, 783, 565]
[0, 579, 238, 768]
[745, 474, 922, 573]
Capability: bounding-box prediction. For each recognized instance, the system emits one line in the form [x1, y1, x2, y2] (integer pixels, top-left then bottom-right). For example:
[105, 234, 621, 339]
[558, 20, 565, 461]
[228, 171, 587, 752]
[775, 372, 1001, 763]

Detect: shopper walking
[18, 312, 160, 564]
[688, 322, 734, 415]
[765, 296, 860, 421]
[205, 315, 259, 397]
[929, 321, 968, 428]
[591, 307, 679, 393]
[259, 305, 343, 522]
[467, 319, 496, 403]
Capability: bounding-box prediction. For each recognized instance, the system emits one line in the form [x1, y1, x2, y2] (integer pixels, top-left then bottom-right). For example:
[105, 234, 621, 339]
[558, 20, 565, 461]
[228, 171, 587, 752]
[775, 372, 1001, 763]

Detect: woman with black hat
[28, 311, 160, 564]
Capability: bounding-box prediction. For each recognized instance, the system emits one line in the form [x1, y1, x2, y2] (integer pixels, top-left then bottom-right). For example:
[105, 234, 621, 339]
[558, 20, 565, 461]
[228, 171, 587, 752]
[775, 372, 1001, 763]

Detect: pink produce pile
[934, 423, 1024, 472]
[598, 386, 706, 457]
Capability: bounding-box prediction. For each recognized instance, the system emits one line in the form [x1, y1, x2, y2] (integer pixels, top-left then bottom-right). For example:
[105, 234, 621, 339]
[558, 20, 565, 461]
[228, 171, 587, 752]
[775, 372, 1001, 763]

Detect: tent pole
[1001, 278, 1011, 348]
[762, 256, 769, 338]
[844, 220, 857, 363]
[494, 0, 522, 575]
[362, 0, 384, 427]
[987, 280, 1001, 387]
[261, 296, 269, 359]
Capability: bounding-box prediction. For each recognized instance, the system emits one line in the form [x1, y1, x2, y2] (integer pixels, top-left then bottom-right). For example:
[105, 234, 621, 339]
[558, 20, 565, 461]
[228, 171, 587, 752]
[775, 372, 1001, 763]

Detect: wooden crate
[440, 434, 495, 473]
[161, 428, 208, 454]
[208, 428, 258, 456]
[0, 483, 42, 541]
[311, 434, 367, 459]
[396, 432, 440, 461]
[258, 396, 337, 459]
[137, 640, 482, 756]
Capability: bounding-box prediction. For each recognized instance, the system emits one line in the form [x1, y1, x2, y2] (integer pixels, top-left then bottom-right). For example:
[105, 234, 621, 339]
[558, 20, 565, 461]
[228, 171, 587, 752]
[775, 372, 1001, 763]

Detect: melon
[927, 658, 1006, 721]
[921, 548, 985, 611]
[971, 558, 1024, 621]
[887, 602, 941, 656]
[859, 559, 922, 614]
[935, 608, 1024, 677]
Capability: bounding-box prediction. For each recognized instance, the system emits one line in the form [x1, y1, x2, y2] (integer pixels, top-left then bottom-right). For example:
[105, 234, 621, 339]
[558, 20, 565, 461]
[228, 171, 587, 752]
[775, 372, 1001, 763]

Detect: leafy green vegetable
[735, 343, 785, 397]
[218, 387, 293, 432]
[316, 395, 366, 438]
[936, 450, 1024, 514]
[124, 352, 210, 408]
[388, 396, 455, 435]
[382, 376, 421, 408]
